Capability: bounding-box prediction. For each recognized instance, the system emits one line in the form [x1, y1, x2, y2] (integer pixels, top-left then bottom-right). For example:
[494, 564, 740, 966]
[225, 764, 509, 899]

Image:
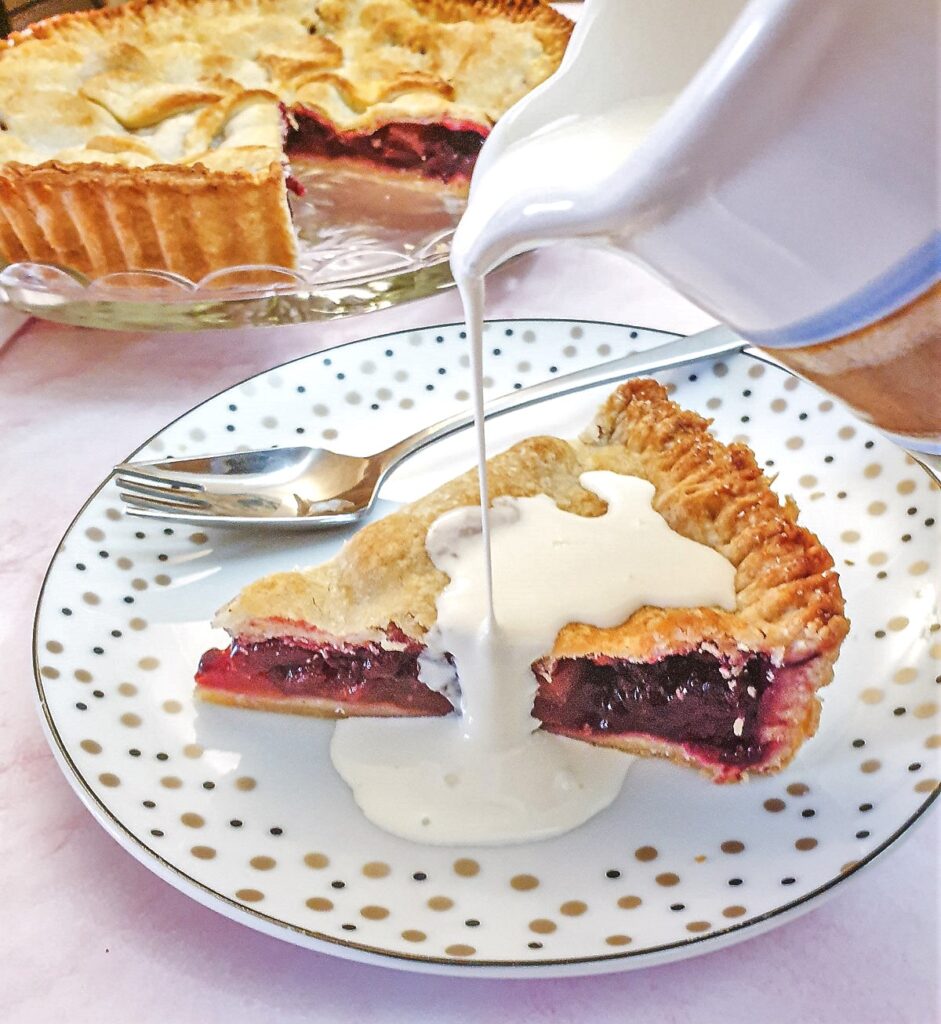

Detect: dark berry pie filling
[534, 652, 778, 770]
[198, 632, 791, 772]
[196, 632, 452, 717]
[284, 106, 489, 183]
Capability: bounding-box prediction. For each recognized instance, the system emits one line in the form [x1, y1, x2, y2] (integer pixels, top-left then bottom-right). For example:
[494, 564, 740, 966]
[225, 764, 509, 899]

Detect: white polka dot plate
[33, 319, 940, 977]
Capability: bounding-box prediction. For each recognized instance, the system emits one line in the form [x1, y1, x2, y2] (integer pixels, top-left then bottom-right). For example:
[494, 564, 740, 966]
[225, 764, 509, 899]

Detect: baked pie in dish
[0, 0, 570, 280]
[197, 380, 849, 782]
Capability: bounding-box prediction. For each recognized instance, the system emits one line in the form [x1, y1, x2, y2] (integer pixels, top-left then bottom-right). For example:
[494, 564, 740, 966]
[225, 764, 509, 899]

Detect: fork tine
[116, 478, 210, 507]
[113, 463, 207, 492]
[119, 491, 213, 515]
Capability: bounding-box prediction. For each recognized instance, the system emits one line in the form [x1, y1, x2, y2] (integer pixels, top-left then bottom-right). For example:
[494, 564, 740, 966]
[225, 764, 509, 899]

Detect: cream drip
[330, 471, 735, 844]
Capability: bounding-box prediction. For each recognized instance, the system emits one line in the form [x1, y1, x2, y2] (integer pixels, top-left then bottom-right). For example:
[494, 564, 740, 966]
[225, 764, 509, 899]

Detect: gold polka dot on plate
[235, 776, 257, 791]
[46, 640, 64, 654]
[925, 734, 941, 748]
[181, 812, 205, 828]
[427, 896, 453, 911]
[860, 759, 882, 774]
[82, 592, 100, 606]
[722, 905, 747, 919]
[401, 929, 426, 942]
[162, 700, 182, 714]
[764, 798, 786, 813]
[362, 861, 390, 878]
[770, 398, 787, 413]
[191, 846, 216, 860]
[304, 852, 329, 869]
[860, 688, 884, 704]
[838, 426, 856, 440]
[867, 501, 887, 516]
[529, 919, 556, 934]
[183, 743, 204, 758]
[40, 666, 60, 679]
[894, 667, 918, 684]
[617, 895, 642, 910]
[510, 873, 539, 890]
[445, 944, 475, 958]
[120, 712, 142, 727]
[80, 739, 101, 754]
[634, 845, 658, 862]
[896, 479, 917, 494]
[154, 575, 171, 587]
[453, 858, 479, 877]
[250, 856, 276, 871]
[655, 873, 680, 887]
[840, 861, 859, 874]
[138, 657, 160, 671]
[909, 561, 930, 576]
[98, 772, 120, 787]
[840, 530, 860, 543]
[915, 778, 939, 794]
[795, 837, 818, 851]
[560, 901, 587, 917]
[236, 889, 264, 903]
[605, 934, 632, 947]
[686, 921, 711, 933]
[160, 776, 182, 789]
[888, 616, 909, 631]
[913, 703, 938, 719]
[85, 527, 105, 541]
[117, 682, 137, 696]
[361, 905, 389, 920]
[306, 897, 333, 912]
[720, 840, 745, 854]
[786, 783, 809, 796]
[785, 436, 804, 450]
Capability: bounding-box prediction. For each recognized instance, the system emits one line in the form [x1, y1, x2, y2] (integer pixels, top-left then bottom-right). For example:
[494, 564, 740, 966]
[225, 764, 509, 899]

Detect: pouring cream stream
[330, 0, 747, 843]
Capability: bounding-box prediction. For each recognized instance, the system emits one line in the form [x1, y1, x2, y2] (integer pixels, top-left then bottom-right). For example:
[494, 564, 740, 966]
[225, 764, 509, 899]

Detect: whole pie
[197, 380, 849, 783]
[0, 0, 570, 279]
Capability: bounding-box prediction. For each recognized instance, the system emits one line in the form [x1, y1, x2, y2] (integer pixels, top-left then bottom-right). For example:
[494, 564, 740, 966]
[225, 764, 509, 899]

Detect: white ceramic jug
[452, 0, 939, 450]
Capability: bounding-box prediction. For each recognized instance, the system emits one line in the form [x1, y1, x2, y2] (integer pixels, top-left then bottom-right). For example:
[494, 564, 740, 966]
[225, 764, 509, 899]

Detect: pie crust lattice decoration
[0, 0, 570, 281]
[197, 380, 850, 783]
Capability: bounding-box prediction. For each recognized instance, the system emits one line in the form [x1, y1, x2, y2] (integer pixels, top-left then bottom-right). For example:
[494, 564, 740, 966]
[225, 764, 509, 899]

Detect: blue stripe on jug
[745, 232, 940, 350]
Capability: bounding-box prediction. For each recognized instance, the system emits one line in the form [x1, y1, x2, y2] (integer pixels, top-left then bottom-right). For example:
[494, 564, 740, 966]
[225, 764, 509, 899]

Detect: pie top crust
[0, 0, 570, 173]
[216, 379, 849, 671]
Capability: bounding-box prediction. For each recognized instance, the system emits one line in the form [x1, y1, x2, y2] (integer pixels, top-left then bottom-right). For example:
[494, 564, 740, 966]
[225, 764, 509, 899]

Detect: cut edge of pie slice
[196, 379, 849, 783]
[0, 0, 572, 281]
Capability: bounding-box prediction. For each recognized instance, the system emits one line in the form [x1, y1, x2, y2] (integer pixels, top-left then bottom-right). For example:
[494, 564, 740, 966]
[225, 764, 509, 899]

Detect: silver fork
[115, 325, 747, 529]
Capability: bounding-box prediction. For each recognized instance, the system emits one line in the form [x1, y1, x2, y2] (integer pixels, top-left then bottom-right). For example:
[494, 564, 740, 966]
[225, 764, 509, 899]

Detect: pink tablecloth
[2, 248, 937, 1023]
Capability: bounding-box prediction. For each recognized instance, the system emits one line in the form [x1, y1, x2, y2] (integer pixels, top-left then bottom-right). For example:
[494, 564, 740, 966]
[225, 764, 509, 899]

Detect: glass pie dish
[0, 161, 463, 330]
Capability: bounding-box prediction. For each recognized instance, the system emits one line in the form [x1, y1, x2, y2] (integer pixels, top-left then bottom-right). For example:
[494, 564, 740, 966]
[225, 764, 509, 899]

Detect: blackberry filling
[285, 107, 488, 183]
[196, 634, 453, 716]
[535, 652, 776, 766]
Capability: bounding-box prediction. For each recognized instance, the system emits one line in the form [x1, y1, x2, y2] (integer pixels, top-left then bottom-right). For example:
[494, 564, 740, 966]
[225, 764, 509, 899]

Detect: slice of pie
[0, 0, 570, 279]
[197, 380, 848, 783]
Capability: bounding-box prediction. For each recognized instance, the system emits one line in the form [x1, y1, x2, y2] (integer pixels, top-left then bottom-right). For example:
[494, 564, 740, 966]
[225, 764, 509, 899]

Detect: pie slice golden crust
[0, 0, 570, 280]
[197, 380, 849, 783]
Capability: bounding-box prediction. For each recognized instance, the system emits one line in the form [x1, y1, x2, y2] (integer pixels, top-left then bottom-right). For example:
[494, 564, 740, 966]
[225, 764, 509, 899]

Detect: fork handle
[375, 325, 747, 469]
